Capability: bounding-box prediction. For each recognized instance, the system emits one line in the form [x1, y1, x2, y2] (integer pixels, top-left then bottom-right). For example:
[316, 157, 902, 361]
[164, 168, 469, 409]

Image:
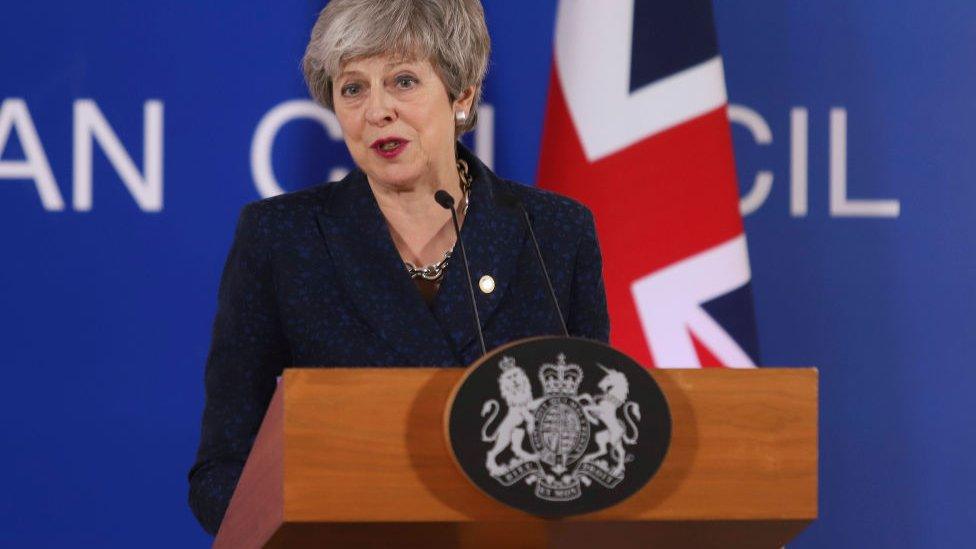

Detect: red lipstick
[370, 137, 409, 159]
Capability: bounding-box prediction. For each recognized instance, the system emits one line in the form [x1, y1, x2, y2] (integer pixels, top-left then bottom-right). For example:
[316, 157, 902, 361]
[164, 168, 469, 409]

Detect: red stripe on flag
[691, 332, 725, 368]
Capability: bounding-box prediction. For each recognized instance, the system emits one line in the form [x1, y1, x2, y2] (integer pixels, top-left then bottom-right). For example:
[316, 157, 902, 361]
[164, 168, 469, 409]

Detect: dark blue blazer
[188, 147, 609, 535]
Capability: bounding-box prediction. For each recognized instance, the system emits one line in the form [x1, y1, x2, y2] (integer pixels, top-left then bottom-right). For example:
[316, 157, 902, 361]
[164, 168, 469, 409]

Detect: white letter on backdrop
[829, 108, 899, 218]
[790, 107, 809, 217]
[251, 100, 346, 198]
[728, 104, 773, 216]
[0, 98, 65, 211]
[73, 100, 164, 212]
[475, 103, 494, 170]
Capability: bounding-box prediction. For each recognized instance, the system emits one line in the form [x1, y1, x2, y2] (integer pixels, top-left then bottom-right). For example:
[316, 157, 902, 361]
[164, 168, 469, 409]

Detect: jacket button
[479, 275, 495, 294]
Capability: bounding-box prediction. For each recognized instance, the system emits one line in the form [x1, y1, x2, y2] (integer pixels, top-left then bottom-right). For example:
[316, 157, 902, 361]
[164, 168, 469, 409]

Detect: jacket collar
[314, 145, 525, 365]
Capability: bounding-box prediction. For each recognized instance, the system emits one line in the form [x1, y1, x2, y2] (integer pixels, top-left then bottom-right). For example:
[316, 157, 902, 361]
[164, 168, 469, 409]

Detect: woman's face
[332, 54, 472, 190]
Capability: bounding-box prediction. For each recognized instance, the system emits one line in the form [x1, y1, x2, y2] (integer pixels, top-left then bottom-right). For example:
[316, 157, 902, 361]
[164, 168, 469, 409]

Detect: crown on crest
[538, 353, 582, 396]
[498, 356, 518, 371]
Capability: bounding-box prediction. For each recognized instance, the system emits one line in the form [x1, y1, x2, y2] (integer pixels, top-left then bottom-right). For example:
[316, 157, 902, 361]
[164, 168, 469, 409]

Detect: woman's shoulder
[238, 170, 367, 223]
[242, 182, 336, 216]
[229, 179, 353, 246]
[492, 177, 595, 226]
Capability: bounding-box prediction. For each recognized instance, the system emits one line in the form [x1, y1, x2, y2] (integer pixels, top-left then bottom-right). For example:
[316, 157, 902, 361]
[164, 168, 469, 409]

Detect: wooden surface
[265, 520, 812, 549]
[216, 367, 818, 548]
[283, 368, 817, 522]
[213, 384, 284, 549]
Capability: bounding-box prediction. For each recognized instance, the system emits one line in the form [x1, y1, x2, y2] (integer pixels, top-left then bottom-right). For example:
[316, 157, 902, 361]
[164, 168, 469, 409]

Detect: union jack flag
[538, 0, 759, 369]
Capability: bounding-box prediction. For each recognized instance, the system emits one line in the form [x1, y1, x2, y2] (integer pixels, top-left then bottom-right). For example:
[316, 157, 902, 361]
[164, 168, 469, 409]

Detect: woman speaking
[188, 0, 609, 535]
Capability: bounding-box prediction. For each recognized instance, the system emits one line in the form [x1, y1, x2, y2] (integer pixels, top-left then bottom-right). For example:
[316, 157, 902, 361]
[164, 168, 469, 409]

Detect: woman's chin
[365, 164, 427, 191]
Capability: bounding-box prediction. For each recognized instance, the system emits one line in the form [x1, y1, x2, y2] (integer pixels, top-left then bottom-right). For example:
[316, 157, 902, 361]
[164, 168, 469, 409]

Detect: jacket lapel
[314, 171, 459, 366]
[431, 153, 527, 359]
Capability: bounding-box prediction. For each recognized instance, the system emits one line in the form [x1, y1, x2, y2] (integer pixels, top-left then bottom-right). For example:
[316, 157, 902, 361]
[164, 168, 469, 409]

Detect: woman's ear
[452, 85, 477, 118]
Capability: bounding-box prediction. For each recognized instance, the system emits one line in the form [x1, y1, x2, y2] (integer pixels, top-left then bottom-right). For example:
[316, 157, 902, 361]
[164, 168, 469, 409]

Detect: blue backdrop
[1, 1, 971, 547]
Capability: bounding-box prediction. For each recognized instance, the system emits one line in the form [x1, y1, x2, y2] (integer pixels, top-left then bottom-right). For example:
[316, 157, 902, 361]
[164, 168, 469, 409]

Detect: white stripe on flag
[630, 235, 756, 368]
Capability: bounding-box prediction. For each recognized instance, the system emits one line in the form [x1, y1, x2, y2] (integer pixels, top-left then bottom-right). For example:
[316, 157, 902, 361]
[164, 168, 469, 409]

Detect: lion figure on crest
[481, 357, 544, 475]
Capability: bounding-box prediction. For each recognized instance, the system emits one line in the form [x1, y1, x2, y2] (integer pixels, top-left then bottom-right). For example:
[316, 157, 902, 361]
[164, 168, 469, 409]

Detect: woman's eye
[395, 76, 418, 89]
[340, 83, 361, 97]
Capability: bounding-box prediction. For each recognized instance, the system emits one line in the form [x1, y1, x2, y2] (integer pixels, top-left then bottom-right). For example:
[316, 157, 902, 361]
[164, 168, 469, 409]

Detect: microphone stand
[435, 190, 487, 357]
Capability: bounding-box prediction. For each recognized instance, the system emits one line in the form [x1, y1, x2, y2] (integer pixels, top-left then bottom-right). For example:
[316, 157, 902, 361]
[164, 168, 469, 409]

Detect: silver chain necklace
[402, 160, 472, 282]
[405, 250, 453, 280]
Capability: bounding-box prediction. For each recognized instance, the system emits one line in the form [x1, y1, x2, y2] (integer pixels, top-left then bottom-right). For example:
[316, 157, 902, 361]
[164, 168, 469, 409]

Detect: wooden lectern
[214, 368, 817, 548]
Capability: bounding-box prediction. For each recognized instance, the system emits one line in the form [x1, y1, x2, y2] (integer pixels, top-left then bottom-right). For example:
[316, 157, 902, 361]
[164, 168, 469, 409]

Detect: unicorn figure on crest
[579, 364, 641, 476]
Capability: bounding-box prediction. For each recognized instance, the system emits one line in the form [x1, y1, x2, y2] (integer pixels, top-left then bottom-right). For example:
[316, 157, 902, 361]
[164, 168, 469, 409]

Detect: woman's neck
[368, 155, 466, 267]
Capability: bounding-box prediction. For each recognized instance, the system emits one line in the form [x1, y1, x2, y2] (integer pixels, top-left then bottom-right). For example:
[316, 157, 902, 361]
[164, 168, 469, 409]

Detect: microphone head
[434, 190, 455, 210]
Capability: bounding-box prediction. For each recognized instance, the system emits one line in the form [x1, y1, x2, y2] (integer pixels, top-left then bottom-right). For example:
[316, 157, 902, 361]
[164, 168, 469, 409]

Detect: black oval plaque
[446, 337, 671, 517]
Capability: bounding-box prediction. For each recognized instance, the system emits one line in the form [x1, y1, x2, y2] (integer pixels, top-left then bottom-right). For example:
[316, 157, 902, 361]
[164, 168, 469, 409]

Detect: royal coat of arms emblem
[480, 354, 642, 501]
[448, 337, 670, 517]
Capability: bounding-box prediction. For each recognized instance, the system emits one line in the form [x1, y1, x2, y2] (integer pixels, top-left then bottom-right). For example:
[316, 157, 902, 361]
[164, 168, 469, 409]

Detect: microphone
[498, 191, 569, 337]
[435, 190, 488, 356]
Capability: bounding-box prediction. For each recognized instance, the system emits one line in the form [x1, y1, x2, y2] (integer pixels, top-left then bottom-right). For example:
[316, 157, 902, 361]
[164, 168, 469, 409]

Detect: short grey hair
[302, 0, 491, 134]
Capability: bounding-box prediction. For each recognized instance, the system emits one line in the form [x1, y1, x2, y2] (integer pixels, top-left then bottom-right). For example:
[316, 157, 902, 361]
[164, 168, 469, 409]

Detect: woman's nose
[364, 89, 396, 126]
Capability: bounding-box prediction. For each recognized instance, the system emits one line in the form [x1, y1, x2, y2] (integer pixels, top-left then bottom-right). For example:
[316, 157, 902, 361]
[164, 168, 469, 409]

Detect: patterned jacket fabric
[188, 146, 609, 535]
